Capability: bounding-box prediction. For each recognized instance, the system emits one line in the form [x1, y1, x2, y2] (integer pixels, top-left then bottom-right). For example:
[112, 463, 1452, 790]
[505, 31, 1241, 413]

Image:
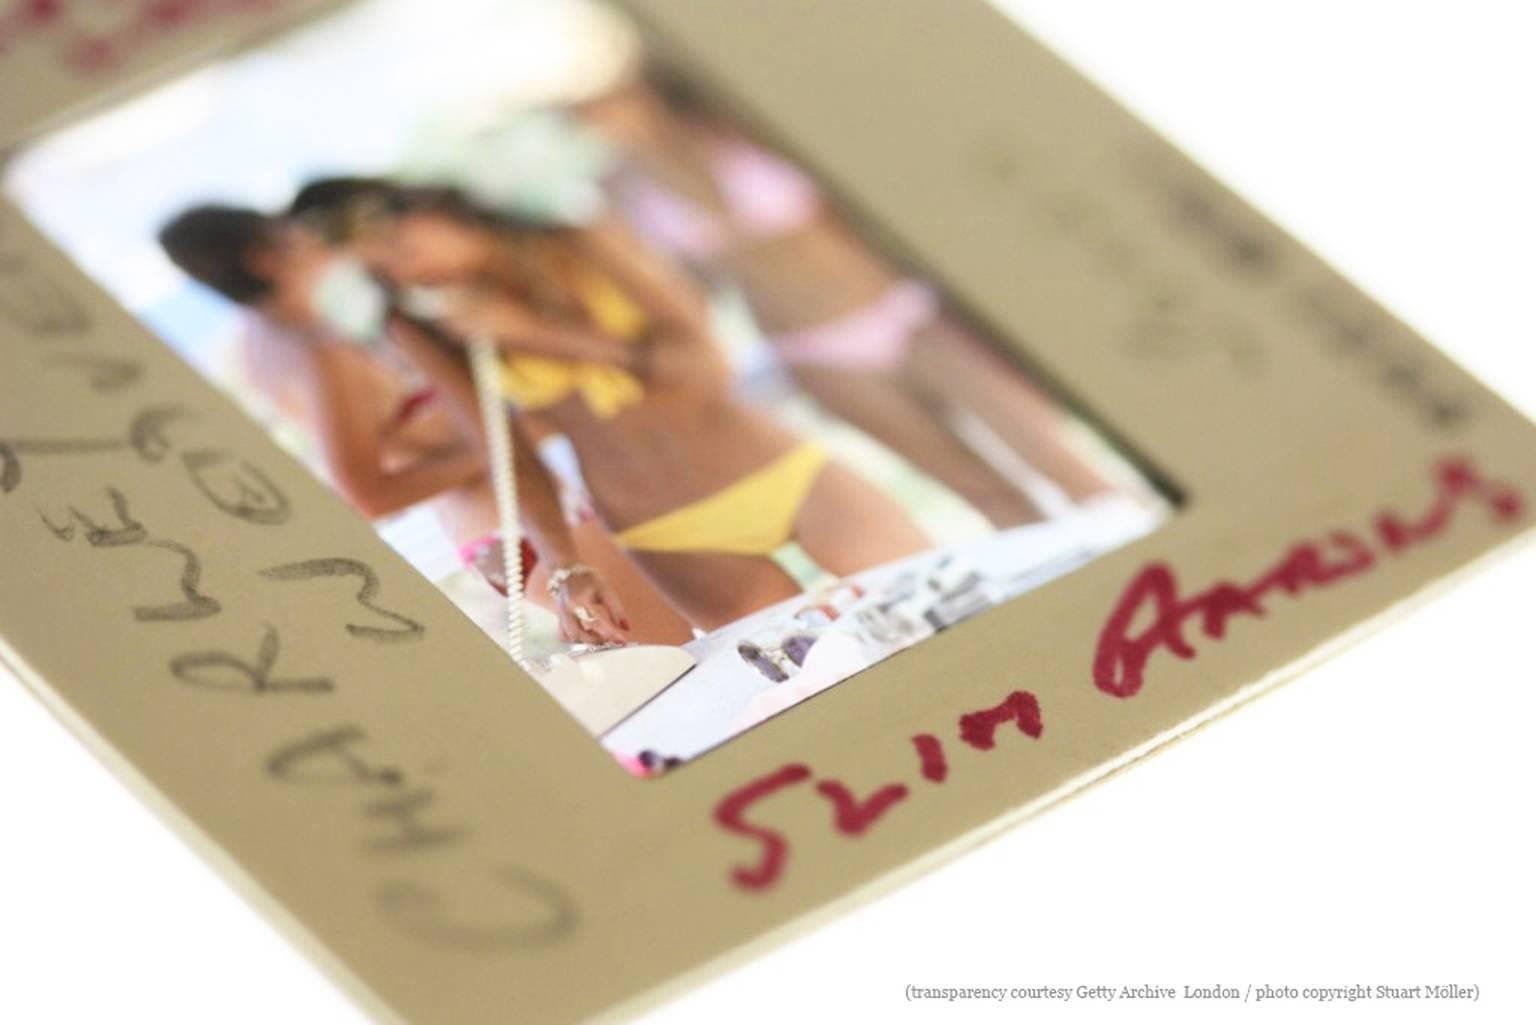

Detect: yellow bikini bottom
[614, 444, 827, 556]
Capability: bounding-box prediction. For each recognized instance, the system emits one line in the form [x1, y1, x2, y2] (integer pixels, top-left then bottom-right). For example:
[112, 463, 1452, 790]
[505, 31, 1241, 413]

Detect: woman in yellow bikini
[160, 199, 694, 648]
[358, 186, 932, 632]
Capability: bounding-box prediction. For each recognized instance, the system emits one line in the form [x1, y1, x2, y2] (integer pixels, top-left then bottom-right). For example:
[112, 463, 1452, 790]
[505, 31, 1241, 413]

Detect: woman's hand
[554, 567, 631, 646]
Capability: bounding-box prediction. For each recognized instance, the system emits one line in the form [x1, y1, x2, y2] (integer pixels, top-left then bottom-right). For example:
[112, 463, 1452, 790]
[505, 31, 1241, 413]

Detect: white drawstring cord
[467, 338, 528, 670]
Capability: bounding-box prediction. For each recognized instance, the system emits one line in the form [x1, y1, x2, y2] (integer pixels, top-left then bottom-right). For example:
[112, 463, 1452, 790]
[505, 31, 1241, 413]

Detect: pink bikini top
[617, 136, 821, 261]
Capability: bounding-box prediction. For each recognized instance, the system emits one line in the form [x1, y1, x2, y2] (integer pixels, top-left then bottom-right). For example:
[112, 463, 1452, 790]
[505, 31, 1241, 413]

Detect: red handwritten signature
[1094, 455, 1523, 698]
[715, 691, 1042, 891]
[713, 455, 1524, 892]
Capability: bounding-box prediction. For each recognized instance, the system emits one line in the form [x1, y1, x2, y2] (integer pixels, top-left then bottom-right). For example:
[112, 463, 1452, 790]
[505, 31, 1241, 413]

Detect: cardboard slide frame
[2, 2, 1533, 1022]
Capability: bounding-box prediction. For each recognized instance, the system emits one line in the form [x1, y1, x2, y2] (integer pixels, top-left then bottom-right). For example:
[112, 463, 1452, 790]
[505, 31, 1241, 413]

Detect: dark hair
[383, 183, 559, 235]
[289, 177, 560, 250]
[287, 176, 397, 243]
[648, 64, 711, 116]
[158, 204, 275, 305]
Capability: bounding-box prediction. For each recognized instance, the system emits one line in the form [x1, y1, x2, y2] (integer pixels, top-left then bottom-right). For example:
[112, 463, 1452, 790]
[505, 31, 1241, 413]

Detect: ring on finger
[572, 605, 596, 628]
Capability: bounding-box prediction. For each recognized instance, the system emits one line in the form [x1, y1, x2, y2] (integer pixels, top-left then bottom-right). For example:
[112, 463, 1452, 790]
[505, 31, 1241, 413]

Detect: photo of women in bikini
[5, 0, 1168, 773]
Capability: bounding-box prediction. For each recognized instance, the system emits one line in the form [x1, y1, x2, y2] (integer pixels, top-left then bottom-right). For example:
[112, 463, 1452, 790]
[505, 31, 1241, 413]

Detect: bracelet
[545, 562, 595, 601]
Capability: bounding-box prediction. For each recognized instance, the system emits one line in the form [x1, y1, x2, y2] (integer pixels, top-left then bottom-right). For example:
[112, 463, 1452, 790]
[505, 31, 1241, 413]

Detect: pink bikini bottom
[772, 281, 939, 374]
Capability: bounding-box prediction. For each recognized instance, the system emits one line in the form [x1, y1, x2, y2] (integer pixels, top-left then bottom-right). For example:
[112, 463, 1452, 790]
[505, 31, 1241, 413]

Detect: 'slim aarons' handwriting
[0, 219, 574, 951]
[1094, 456, 1521, 697]
[713, 454, 1524, 892]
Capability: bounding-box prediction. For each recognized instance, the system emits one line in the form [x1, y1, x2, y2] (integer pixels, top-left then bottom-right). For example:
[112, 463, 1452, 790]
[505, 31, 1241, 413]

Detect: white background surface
[3, 1, 1534, 1021]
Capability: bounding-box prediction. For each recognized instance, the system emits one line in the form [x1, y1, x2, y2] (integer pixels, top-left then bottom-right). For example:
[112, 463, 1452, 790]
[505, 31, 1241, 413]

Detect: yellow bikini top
[496, 241, 647, 419]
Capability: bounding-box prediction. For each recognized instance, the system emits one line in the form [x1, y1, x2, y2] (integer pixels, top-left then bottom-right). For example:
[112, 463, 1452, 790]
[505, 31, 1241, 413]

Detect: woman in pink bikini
[159, 201, 693, 647]
[580, 76, 1115, 526]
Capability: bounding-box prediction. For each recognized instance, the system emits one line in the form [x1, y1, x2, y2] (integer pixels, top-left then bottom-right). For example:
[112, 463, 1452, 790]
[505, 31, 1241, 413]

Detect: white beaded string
[467, 338, 527, 670]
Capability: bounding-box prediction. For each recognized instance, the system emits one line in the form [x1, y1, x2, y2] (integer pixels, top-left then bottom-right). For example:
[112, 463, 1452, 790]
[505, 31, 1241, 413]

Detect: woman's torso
[495, 234, 801, 526]
[243, 320, 495, 546]
[537, 387, 799, 531]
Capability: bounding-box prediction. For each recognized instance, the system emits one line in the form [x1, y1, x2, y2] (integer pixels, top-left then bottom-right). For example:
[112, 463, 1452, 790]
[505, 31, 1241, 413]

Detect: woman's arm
[429, 219, 720, 385]
[573, 215, 712, 339]
[301, 342, 484, 519]
[387, 316, 629, 644]
[433, 284, 643, 369]
[571, 216, 730, 391]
